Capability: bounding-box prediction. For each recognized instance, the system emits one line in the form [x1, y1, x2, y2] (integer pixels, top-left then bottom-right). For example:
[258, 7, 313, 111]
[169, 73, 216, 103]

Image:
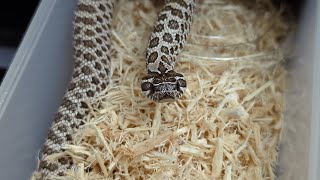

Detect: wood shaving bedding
[50, 0, 292, 179]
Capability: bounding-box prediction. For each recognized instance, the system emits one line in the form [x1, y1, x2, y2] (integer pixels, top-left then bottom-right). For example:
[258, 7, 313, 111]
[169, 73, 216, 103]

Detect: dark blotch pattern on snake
[141, 0, 196, 102]
[35, 0, 114, 178]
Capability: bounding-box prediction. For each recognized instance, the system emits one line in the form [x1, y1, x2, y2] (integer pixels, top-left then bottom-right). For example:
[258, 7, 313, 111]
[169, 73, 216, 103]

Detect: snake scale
[36, 0, 195, 178]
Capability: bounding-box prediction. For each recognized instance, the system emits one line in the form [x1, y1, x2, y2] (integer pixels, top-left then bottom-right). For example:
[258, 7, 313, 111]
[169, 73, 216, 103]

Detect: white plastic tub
[0, 0, 318, 179]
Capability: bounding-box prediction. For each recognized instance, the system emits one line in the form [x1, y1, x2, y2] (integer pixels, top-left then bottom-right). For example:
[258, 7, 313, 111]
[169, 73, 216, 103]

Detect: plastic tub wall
[0, 0, 318, 179]
[0, 1, 77, 179]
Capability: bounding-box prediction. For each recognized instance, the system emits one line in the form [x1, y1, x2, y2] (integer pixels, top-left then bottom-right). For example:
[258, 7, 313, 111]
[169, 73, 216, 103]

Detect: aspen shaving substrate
[56, 0, 291, 179]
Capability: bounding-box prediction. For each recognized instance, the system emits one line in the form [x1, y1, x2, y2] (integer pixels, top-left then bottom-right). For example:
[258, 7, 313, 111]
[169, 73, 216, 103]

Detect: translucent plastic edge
[115, 47, 285, 63]
[308, 1, 320, 179]
[0, 0, 57, 119]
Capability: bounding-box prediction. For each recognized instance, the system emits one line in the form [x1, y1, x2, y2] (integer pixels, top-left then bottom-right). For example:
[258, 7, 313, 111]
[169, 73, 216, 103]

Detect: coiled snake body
[36, 0, 195, 178]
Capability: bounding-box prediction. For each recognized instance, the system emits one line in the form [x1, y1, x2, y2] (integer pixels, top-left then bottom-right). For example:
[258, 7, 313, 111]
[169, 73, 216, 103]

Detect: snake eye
[177, 79, 187, 88]
[153, 78, 162, 84]
[141, 82, 153, 91]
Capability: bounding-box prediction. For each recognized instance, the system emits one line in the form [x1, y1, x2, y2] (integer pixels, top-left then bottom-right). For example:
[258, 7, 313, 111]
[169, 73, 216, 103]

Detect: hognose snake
[36, 0, 195, 178]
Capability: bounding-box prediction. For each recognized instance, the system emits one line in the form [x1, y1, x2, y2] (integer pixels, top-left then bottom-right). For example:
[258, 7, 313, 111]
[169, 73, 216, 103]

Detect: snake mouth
[141, 82, 185, 101]
[152, 90, 183, 102]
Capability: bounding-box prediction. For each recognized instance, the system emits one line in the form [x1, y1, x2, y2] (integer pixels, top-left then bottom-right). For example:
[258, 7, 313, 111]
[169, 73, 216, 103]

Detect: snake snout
[141, 72, 186, 102]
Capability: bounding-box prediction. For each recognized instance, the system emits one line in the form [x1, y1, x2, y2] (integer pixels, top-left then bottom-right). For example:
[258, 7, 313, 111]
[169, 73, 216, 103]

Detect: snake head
[141, 71, 187, 102]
